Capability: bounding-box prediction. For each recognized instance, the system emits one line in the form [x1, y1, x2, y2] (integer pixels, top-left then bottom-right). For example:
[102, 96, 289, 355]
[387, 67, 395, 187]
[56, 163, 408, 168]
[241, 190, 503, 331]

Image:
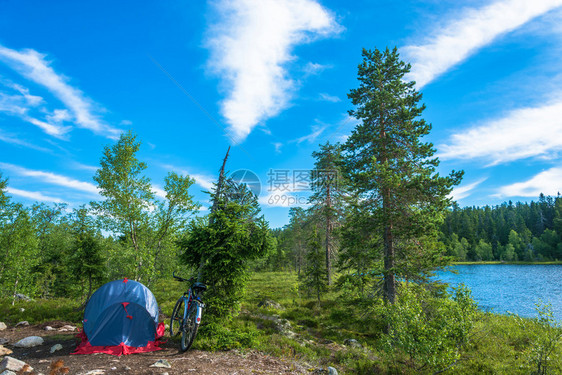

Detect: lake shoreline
[453, 261, 562, 265]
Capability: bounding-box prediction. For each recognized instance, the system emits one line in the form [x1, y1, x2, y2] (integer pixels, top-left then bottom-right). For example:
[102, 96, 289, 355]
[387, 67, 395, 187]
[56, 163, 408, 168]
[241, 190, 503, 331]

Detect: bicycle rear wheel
[170, 297, 185, 337]
[180, 305, 199, 351]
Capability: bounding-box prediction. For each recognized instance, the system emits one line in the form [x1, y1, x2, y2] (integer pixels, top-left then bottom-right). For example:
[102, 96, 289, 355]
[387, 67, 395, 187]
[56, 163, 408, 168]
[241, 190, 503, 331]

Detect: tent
[73, 278, 165, 356]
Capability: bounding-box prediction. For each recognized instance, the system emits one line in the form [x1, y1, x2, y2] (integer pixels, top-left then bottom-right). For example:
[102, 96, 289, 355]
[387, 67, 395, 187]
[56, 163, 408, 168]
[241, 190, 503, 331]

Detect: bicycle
[170, 272, 207, 351]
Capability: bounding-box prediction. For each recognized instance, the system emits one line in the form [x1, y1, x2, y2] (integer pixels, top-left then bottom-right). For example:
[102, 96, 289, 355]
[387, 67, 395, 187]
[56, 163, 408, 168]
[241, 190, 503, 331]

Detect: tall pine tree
[341, 47, 462, 303]
[309, 141, 345, 285]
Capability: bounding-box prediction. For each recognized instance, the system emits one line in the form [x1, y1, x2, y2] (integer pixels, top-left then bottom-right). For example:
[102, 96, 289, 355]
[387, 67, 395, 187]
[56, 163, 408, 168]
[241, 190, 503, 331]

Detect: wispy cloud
[318, 93, 340, 102]
[0, 129, 51, 152]
[438, 98, 562, 165]
[6, 187, 63, 203]
[0, 44, 121, 138]
[0, 162, 98, 195]
[448, 178, 488, 201]
[303, 62, 332, 76]
[206, 0, 341, 143]
[403, 0, 562, 88]
[0, 80, 71, 137]
[291, 124, 326, 144]
[497, 167, 562, 197]
[161, 164, 216, 191]
[272, 142, 283, 153]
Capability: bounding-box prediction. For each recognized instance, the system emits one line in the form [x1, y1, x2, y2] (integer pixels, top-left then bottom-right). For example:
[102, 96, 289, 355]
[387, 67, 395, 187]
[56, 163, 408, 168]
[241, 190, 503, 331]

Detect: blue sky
[1, 0, 562, 228]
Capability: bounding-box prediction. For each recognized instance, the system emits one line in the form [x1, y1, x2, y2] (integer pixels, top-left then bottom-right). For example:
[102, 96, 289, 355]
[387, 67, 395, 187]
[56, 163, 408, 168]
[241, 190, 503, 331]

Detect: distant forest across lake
[440, 194, 562, 262]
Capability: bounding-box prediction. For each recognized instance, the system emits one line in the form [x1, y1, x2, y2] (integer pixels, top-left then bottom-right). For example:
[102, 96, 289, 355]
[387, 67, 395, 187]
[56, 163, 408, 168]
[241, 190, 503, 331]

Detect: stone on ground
[0, 322, 6, 331]
[0, 345, 12, 356]
[14, 321, 29, 328]
[0, 356, 33, 372]
[50, 344, 63, 353]
[13, 336, 44, 348]
[150, 359, 171, 368]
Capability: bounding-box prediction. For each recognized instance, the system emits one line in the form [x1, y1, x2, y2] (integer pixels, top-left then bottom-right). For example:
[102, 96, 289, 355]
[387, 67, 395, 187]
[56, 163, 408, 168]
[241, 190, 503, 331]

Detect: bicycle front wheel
[170, 297, 185, 337]
[180, 305, 199, 351]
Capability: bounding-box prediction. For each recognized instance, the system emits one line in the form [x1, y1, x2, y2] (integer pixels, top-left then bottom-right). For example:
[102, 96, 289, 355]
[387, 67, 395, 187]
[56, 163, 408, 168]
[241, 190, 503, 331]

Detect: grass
[2, 271, 561, 374]
[0, 297, 82, 325]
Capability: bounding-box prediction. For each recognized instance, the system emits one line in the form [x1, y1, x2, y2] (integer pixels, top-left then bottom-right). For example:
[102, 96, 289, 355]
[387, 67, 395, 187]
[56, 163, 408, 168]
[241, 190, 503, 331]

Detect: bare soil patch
[1, 322, 308, 374]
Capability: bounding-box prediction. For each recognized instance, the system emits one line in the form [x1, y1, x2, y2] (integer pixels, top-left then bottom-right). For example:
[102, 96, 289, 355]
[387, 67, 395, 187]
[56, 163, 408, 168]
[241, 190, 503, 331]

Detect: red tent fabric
[73, 323, 165, 356]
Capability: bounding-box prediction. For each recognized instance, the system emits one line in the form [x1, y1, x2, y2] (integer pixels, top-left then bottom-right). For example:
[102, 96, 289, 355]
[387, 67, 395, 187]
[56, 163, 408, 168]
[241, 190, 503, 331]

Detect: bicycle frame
[181, 287, 204, 326]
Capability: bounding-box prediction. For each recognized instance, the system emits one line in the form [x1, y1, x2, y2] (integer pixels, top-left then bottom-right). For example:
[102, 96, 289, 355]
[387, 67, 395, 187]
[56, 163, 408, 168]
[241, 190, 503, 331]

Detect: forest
[1, 48, 561, 374]
[441, 196, 562, 262]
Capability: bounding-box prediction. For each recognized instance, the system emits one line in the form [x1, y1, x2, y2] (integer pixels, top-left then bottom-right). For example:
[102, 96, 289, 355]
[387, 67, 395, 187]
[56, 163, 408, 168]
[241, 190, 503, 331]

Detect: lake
[435, 264, 562, 319]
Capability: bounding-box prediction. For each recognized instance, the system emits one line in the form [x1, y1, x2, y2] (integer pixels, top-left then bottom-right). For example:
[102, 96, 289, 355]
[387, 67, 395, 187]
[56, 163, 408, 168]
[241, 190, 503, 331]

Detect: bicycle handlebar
[172, 271, 194, 283]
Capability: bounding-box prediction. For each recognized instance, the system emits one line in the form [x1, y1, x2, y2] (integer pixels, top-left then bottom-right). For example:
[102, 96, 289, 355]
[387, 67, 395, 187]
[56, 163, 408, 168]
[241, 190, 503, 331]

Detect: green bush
[381, 283, 477, 373]
[515, 302, 562, 374]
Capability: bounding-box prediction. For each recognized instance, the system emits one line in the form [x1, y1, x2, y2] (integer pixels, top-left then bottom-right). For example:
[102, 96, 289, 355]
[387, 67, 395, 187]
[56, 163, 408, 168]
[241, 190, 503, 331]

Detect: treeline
[0, 131, 273, 316]
[0, 131, 201, 302]
[441, 195, 562, 261]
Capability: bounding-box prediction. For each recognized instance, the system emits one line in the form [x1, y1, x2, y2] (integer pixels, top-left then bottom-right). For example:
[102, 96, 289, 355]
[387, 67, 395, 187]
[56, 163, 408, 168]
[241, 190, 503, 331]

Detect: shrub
[381, 284, 477, 373]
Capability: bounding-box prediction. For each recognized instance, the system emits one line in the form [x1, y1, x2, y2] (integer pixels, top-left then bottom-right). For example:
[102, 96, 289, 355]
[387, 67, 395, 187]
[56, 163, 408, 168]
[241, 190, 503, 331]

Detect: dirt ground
[0, 322, 310, 375]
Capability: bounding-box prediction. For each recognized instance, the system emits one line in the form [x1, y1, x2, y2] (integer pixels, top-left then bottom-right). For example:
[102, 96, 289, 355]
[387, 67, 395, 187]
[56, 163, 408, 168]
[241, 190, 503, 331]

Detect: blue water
[435, 265, 562, 319]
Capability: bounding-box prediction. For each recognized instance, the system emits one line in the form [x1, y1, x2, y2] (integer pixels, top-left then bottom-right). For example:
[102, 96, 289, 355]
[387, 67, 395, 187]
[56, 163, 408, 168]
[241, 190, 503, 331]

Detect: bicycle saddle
[192, 282, 207, 292]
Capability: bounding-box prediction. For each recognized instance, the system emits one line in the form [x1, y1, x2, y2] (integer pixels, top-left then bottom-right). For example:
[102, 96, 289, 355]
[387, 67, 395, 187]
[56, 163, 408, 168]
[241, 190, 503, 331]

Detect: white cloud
[206, 0, 341, 143]
[0, 162, 99, 195]
[0, 81, 71, 137]
[497, 167, 562, 197]
[319, 93, 340, 102]
[0, 44, 121, 138]
[438, 99, 562, 165]
[291, 125, 326, 144]
[152, 185, 168, 199]
[24, 115, 71, 138]
[69, 161, 99, 172]
[0, 129, 51, 152]
[160, 164, 216, 191]
[6, 187, 63, 203]
[303, 62, 332, 76]
[448, 178, 487, 201]
[403, 0, 562, 88]
[273, 142, 283, 153]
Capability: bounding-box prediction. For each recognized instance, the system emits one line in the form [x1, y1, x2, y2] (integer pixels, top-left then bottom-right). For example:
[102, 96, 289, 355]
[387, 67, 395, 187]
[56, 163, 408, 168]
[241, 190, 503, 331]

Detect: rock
[343, 338, 362, 348]
[0, 323, 6, 331]
[124, 366, 131, 371]
[15, 321, 29, 328]
[13, 336, 44, 348]
[44, 326, 55, 331]
[257, 298, 283, 310]
[150, 359, 171, 368]
[0, 356, 33, 372]
[79, 370, 105, 375]
[50, 344, 63, 353]
[328, 367, 338, 375]
[19, 308, 24, 313]
[0, 339, 8, 345]
[0, 345, 12, 356]
[0, 370, 16, 375]
[58, 325, 76, 332]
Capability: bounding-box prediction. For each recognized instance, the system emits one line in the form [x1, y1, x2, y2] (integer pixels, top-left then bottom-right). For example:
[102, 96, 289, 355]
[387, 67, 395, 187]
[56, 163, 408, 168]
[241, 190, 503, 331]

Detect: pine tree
[341, 47, 463, 303]
[301, 228, 328, 303]
[309, 141, 345, 285]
